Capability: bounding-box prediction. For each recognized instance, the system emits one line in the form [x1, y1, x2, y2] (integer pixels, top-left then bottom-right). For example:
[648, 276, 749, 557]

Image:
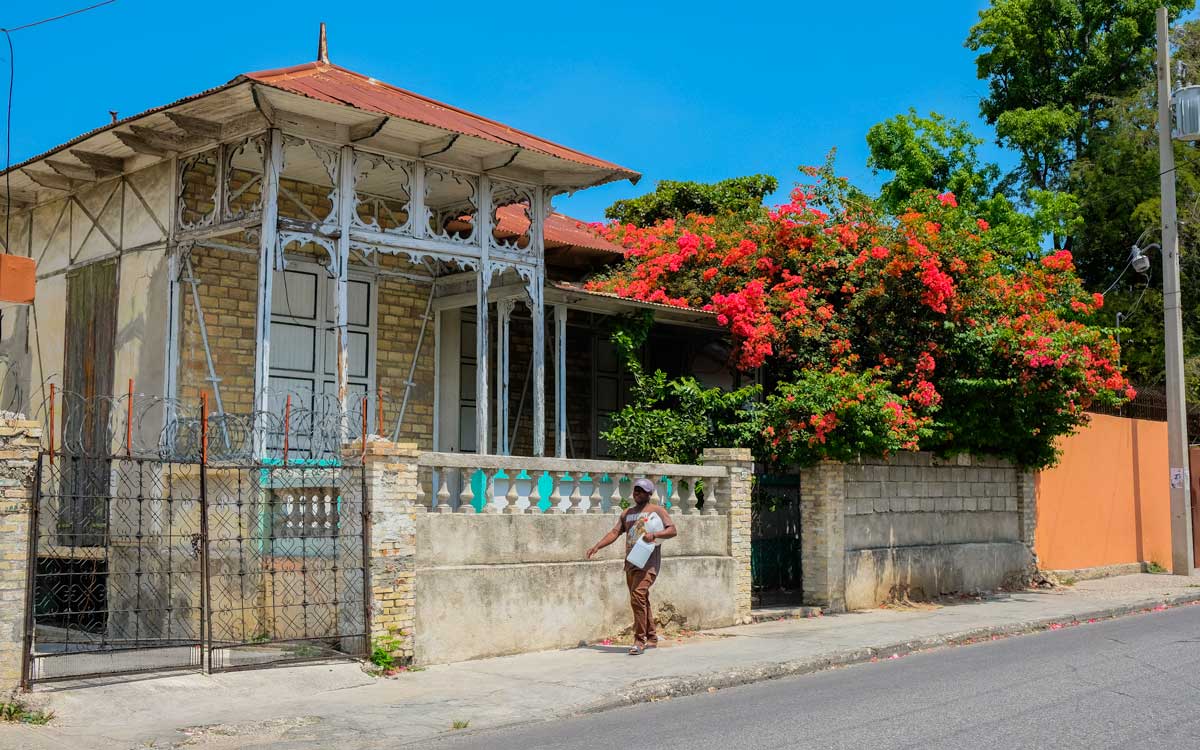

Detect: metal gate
[22, 452, 369, 686]
[751, 472, 803, 606]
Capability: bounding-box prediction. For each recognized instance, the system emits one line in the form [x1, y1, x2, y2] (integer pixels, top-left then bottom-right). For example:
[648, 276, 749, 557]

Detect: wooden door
[60, 260, 118, 546]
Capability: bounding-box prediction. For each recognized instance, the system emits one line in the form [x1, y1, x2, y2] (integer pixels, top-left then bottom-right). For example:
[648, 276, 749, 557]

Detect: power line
[1, 1, 118, 252]
[2, 1, 116, 33]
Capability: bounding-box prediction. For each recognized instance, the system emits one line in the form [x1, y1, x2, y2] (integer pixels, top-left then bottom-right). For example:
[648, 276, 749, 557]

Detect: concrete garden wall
[802, 453, 1036, 612]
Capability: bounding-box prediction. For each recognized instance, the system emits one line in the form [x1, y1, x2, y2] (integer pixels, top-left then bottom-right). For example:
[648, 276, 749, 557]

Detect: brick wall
[178, 244, 259, 417]
[176, 171, 437, 450]
[0, 418, 41, 690]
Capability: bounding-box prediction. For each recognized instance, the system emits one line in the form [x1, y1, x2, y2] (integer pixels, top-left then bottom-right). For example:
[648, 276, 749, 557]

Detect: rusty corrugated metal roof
[243, 62, 638, 179]
[492, 204, 625, 256]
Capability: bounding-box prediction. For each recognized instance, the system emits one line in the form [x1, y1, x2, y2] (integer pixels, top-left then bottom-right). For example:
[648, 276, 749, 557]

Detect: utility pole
[1156, 6, 1195, 576]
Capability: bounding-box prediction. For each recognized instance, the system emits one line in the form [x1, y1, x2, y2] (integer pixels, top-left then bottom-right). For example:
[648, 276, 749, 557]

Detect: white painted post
[554, 304, 567, 458]
[335, 145, 355, 428]
[252, 128, 283, 458]
[476, 176, 492, 456]
[496, 298, 513, 455]
[530, 269, 546, 457]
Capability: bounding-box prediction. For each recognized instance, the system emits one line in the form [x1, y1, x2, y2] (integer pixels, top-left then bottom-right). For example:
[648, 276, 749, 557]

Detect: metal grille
[750, 472, 803, 607]
[23, 453, 368, 686]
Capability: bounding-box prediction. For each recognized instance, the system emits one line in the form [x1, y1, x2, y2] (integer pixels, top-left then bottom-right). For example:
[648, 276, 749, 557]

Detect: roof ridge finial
[317, 22, 329, 64]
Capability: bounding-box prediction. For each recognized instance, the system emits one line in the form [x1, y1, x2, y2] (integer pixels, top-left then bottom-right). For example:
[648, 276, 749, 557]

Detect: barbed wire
[1, 368, 387, 462]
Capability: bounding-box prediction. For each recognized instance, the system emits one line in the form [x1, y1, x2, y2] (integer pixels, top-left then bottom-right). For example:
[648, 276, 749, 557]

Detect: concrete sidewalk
[4, 574, 1200, 750]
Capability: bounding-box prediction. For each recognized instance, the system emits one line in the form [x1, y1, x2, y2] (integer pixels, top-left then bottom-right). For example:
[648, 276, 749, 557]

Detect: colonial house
[0, 33, 734, 470]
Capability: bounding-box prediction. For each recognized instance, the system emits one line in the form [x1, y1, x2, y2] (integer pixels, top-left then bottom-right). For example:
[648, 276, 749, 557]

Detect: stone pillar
[1016, 470, 1038, 566]
[800, 461, 846, 613]
[0, 419, 40, 690]
[355, 439, 423, 665]
[703, 448, 753, 623]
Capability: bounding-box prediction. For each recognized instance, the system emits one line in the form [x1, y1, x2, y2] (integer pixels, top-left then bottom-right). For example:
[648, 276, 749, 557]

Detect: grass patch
[451, 720, 470, 730]
[1146, 561, 1168, 574]
[1059, 576, 1077, 587]
[0, 700, 53, 725]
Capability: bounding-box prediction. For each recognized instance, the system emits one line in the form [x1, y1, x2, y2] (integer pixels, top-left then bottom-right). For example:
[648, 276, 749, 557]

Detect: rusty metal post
[126, 378, 133, 458]
[283, 394, 291, 465]
[361, 397, 368, 459]
[376, 389, 383, 437]
[48, 383, 55, 464]
[201, 393, 209, 466]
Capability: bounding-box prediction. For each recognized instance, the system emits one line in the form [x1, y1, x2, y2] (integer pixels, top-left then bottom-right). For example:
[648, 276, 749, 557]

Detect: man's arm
[643, 506, 676, 544]
[586, 510, 627, 559]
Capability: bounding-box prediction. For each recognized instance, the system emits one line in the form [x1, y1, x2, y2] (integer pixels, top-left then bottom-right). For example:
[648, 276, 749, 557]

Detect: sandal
[628, 644, 644, 655]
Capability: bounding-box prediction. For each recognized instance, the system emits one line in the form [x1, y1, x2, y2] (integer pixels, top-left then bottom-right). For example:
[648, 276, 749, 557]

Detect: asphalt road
[429, 604, 1200, 750]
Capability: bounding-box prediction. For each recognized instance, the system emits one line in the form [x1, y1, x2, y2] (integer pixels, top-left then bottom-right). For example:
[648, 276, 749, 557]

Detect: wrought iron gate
[22, 452, 369, 686]
[750, 472, 803, 606]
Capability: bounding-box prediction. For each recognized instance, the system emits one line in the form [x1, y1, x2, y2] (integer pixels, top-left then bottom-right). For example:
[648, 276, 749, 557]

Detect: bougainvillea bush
[586, 165, 1131, 469]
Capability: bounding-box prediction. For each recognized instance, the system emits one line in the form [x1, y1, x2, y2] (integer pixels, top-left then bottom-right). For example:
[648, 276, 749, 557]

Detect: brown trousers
[625, 566, 658, 645]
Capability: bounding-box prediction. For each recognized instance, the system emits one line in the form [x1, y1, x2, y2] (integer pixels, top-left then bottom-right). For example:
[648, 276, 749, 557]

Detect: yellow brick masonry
[702, 447, 754, 622]
[176, 173, 436, 447]
[354, 439, 423, 663]
[0, 419, 41, 690]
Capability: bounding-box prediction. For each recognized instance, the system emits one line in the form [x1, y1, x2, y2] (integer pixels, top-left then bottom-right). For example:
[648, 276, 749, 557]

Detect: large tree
[966, 0, 1192, 249]
[865, 109, 1082, 262]
[605, 174, 778, 226]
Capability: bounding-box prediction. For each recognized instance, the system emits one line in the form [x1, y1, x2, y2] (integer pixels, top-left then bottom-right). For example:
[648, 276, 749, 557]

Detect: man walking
[586, 478, 677, 655]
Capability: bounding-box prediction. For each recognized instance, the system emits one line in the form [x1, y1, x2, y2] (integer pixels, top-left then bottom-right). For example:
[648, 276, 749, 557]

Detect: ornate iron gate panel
[203, 462, 369, 672]
[751, 472, 803, 606]
[23, 454, 369, 686]
[25, 454, 204, 683]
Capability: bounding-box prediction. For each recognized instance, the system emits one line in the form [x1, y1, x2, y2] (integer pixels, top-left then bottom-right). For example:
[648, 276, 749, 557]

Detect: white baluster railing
[415, 454, 728, 517]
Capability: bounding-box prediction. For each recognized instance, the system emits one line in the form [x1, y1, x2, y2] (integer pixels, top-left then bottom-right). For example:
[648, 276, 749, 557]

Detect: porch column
[334, 145, 355, 425]
[251, 128, 282, 458]
[554, 304, 567, 458]
[529, 269, 546, 457]
[496, 298, 513, 455]
[475, 268, 491, 456]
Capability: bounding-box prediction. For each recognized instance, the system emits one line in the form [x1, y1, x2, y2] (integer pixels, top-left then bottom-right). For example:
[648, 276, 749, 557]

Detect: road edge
[582, 590, 1200, 713]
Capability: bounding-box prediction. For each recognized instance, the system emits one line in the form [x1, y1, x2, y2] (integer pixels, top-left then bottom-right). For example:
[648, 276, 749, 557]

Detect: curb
[583, 590, 1200, 713]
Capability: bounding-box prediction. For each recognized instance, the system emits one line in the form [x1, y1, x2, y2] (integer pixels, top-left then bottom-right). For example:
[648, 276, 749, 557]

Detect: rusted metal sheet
[492, 205, 624, 255]
[245, 63, 636, 176]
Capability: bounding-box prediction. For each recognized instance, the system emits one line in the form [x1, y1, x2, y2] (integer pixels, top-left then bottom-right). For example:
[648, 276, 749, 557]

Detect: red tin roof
[244, 63, 637, 178]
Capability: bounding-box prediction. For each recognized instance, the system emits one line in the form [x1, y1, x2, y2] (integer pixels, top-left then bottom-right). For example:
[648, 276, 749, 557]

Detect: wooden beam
[251, 85, 277, 124]
[128, 124, 207, 152]
[45, 160, 98, 182]
[69, 150, 123, 176]
[419, 134, 459, 158]
[164, 111, 222, 139]
[22, 169, 74, 192]
[481, 148, 521, 172]
[349, 116, 388, 142]
[113, 131, 170, 157]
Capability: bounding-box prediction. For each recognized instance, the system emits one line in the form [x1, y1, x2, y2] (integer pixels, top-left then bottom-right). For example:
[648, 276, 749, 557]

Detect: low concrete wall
[413, 514, 736, 664]
[803, 453, 1035, 611]
[363, 443, 753, 667]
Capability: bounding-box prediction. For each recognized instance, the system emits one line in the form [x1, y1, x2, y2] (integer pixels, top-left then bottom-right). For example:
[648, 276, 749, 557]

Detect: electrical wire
[1, 1, 118, 253]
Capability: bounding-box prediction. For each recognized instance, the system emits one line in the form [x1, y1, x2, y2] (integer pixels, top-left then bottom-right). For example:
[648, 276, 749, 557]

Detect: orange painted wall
[1034, 413, 1173, 571]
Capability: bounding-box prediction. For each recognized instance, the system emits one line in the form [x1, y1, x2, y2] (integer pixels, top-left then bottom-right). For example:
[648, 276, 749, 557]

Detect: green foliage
[967, 0, 1191, 204]
[758, 371, 931, 467]
[605, 174, 778, 226]
[1067, 18, 1200, 395]
[867, 109, 1001, 213]
[866, 109, 1081, 258]
[599, 312, 762, 464]
[1146, 560, 1167, 574]
[451, 720, 471, 730]
[370, 632, 405, 670]
[0, 700, 53, 725]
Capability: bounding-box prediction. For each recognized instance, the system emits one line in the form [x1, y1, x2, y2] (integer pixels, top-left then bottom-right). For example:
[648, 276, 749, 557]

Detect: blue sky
[4, 0, 1007, 221]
